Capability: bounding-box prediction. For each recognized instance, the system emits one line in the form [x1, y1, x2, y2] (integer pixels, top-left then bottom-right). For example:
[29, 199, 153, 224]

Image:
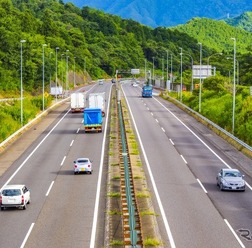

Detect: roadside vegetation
[161, 75, 252, 146]
[1, 0, 252, 146]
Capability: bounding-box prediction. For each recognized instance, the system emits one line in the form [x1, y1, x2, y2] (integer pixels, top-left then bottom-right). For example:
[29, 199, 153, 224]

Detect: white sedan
[0, 184, 31, 210]
[74, 158, 93, 175]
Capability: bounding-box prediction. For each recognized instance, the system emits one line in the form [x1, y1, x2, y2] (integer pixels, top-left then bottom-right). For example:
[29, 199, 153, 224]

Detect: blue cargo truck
[142, 85, 153, 97]
[83, 108, 103, 133]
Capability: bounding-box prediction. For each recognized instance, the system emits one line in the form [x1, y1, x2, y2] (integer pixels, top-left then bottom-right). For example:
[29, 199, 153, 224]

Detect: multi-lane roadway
[1, 79, 252, 248]
[122, 81, 252, 248]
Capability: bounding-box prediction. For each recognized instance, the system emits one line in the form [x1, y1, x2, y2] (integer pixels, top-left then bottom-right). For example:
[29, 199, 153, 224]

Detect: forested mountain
[225, 12, 252, 32]
[0, 0, 214, 93]
[171, 18, 252, 53]
[63, 0, 252, 27]
[1, 0, 252, 144]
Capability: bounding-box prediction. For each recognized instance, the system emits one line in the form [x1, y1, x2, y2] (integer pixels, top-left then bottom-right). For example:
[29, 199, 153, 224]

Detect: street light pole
[66, 49, 69, 94]
[20, 39, 26, 126]
[184, 53, 194, 91]
[74, 56, 76, 87]
[198, 42, 202, 113]
[144, 59, 147, 81]
[231, 37, 236, 134]
[170, 53, 173, 85]
[49, 52, 53, 91]
[162, 56, 164, 85]
[152, 56, 155, 83]
[42, 44, 47, 111]
[166, 50, 169, 84]
[207, 53, 222, 77]
[55, 47, 59, 101]
[179, 47, 183, 101]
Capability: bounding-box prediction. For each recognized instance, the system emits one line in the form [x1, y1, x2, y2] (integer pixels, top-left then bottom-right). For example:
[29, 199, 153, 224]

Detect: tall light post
[198, 42, 202, 113]
[231, 37, 236, 134]
[166, 50, 169, 84]
[74, 56, 76, 87]
[42, 44, 47, 111]
[144, 59, 147, 81]
[184, 53, 194, 91]
[170, 53, 173, 85]
[55, 47, 59, 101]
[61, 54, 65, 91]
[66, 49, 69, 93]
[49, 52, 53, 91]
[162, 56, 164, 85]
[20, 39, 26, 126]
[179, 47, 183, 101]
[152, 56, 155, 83]
[207, 52, 222, 77]
[227, 57, 239, 85]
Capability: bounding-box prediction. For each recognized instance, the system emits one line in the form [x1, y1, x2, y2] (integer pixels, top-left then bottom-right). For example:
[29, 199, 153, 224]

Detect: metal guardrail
[117, 95, 143, 247]
[168, 96, 252, 152]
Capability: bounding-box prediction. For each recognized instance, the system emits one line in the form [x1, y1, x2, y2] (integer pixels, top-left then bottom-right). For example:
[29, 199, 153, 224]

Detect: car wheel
[74, 172, 77, 175]
[27, 198, 31, 204]
[23, 204, 26, 210]
[0, 206, 4, 211]
[89, 171, 92, 175]
[220, 183, 224, 191]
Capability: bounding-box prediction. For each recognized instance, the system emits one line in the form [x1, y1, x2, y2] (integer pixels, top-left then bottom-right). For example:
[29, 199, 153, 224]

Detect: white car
[74, 158, 93, 174]
[98, 79, 104, 85]
[0, 184, 31, 210]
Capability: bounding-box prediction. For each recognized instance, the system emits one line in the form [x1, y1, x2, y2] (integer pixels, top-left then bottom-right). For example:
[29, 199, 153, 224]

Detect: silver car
[74, 158, 92, 175]
[216, 168, 245, 191]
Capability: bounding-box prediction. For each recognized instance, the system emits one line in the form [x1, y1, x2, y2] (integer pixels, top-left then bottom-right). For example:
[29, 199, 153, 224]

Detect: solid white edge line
[153, 97, 252, 190]
[180, 155, 187, 164]
[245, 181, 252, 191]
[121, 86, 176, 248]
[224, 219, 245, 248]
[61, 156, 66, 166]
[70, 140, 74, 147]
[46, 181, 54, 196]
[20, 223, 35, 248]
[1, 109, 71, 191]
[89, 85, 112, 248]
[197, 178, 208, 193]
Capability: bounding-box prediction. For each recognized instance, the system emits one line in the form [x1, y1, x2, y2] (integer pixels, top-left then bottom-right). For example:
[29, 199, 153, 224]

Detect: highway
[122, 80, 252, 248]
[0, 82, 111, 248]
[1, 79, 252, 248]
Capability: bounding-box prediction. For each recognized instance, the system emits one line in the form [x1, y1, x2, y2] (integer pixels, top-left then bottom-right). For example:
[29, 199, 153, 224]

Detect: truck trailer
[88, 92, 106, 117]
[71, 92, 86, 112]
[83, 108, 103, 133]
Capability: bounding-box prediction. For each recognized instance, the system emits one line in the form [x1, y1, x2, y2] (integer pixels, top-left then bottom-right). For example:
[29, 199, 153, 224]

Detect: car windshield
[2, 189, 21, 196]
[224, 171, 241, 177]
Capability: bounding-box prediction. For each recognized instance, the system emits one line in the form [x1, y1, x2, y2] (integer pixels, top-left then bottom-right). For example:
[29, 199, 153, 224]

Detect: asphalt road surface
[122, 80, 252, 248]
[0, 82, 111, 248]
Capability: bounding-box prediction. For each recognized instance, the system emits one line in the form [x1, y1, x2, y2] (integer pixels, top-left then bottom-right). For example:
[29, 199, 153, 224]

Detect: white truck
[70, 92, 86, 112]
[88, 92, 105, 117]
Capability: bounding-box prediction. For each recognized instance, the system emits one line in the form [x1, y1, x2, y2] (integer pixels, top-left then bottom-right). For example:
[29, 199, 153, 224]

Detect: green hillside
[171, 17, 252, 53]
[225, 12, 252, 32]
[1, 0, 252, 146]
